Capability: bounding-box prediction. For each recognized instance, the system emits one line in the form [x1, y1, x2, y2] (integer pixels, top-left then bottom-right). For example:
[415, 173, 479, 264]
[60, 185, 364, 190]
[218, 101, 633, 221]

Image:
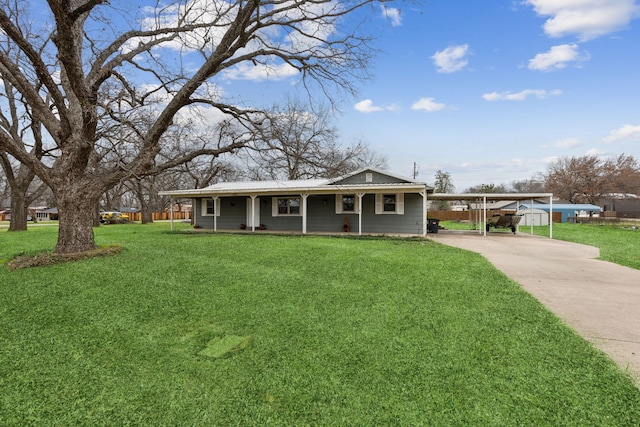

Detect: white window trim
[335, 194, 360, 214]
[272, 197, 303, 216]
[375, 193, 404, 215]
[201, 198, 221, 217]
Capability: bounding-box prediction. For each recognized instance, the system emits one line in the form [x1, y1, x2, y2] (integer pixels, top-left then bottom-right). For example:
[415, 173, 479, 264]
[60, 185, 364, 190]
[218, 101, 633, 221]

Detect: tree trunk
[8, 191, 28, 232]
[55, 188, 100, 254]
[141, 203, 153, 224]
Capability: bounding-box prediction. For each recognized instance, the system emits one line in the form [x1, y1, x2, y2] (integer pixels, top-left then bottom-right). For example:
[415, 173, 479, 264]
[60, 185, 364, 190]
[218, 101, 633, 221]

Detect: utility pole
[413, 162, 419, 180]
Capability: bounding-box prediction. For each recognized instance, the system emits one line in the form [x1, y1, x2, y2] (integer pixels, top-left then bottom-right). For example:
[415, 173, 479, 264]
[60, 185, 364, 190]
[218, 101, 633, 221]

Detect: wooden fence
[125, 211, 190, 222]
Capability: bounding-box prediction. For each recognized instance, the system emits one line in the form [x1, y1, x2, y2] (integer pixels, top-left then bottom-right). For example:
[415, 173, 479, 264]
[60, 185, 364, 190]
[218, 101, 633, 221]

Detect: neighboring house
[39, 207, 59, 221]
[601, 195, 640, 219]
[0, 207, 54, 221]
[519, 203, 601, 223]
[159, 168, 433, 236]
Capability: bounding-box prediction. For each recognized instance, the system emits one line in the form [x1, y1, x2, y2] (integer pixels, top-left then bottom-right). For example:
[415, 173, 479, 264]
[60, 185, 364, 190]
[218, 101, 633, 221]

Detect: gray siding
[359, 193, 425, 235]
[194, 192, 425, 235]
[195, 197, 247, 230]
[334, 170, 407, 185]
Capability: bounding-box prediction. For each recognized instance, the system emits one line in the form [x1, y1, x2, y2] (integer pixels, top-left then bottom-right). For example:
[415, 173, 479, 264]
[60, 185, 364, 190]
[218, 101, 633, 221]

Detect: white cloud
[528, 44, 588, 71]
[542, 156, 561, 167]
[431, 44, 470, 73]
[354, 99, 391, 113]
[553, 137, 582, 148]
[586, 147, 605, 156]
[525, 0, 640, 41]
[482, 89, 562, 101]
[603, 124, 640, 143]
[411, 97, 446, 112]
[381, 5, 402, 27]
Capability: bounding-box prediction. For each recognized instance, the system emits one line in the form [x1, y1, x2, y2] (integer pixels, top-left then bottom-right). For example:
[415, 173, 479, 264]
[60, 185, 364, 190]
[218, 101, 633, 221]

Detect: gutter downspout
[422, 189, 427, 236]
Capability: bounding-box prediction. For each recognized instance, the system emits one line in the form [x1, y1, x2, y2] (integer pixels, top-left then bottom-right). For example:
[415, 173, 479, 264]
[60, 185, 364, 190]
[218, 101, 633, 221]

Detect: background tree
[0, 0, 392, 253]
[511, 178, 545, 193]
[0, 167, 8, 208]
[464, 183, 509, 193]
[432, 169, 454, 209]
[543, 154, 640, 204]
[247, 98, 387, 180]
[0, 1, 49, 231]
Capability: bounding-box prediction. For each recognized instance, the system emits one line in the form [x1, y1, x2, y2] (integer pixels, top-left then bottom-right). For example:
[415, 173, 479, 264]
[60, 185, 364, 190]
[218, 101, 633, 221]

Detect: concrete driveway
[429, 230, 640, 384]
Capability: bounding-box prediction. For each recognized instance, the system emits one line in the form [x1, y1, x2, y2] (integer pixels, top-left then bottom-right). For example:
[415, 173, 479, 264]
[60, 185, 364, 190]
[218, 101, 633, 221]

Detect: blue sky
[329, 0, 640, 190]
[127, 1, 640, 190]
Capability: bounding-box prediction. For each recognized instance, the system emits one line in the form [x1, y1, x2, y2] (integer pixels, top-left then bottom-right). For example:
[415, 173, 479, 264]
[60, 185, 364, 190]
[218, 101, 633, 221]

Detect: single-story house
[39, 207, 59, 221]
[159, 168, 433, 236]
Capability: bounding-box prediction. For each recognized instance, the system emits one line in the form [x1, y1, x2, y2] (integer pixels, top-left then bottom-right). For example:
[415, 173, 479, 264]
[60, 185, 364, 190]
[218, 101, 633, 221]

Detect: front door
[246, 198, 260, 228]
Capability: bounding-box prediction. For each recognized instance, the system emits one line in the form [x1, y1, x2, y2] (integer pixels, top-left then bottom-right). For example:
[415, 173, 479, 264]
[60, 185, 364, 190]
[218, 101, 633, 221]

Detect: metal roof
[159, 168, 430, 199]
[430, 193, 554, 201]
[520, 203, 601, 210]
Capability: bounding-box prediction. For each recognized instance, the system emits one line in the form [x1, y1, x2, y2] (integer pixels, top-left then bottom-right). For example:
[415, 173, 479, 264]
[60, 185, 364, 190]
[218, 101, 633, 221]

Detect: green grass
[441, 220, 640, 271]
[531, 223, 640, 270]
[1, 224, 639, 425]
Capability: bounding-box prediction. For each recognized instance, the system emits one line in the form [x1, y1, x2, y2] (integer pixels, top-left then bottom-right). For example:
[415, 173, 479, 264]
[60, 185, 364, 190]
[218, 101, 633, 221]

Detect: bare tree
[0, 0, 394, 253]
[543, 154, 640, 204]
[602, 154, 640, 196]
[511, 178, 545, 193]
[464, 183, 509, 193]
[248, 98, 386, 180]
[0, 0, 50, 231]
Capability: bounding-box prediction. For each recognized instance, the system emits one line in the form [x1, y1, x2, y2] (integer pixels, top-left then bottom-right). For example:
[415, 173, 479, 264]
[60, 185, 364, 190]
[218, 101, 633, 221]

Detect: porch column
[169, 198, 174, 231]
[301, 194, 309, 234]
[212, 196, 218, 232]
[475, 198, 482, 235]
[483, 196, 487, 237]
[530, 198, 534, 235]
[250, 195, 257, 232]
[356, 193, 365, 236]
[549, 196, 553, 239]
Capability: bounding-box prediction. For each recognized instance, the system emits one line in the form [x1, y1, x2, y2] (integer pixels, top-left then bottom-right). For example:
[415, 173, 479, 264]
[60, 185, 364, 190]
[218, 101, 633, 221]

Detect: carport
[428, 193, 554, 238]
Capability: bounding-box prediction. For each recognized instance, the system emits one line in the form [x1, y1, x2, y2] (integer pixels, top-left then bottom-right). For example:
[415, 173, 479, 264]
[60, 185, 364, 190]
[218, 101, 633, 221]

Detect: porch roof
[159, 180, 430, 199]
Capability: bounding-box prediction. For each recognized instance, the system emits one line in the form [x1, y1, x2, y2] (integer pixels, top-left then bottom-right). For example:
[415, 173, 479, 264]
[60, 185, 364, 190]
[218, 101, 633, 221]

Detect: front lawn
[532, 223, 640, 270]
[440, 220, 640, 271]
[1, 224, 639, 425]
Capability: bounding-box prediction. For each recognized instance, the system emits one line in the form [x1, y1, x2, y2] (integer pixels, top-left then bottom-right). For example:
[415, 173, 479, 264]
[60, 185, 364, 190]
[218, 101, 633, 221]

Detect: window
[343, 196, 355, 212]
[273, 197, 301, 216]
[383, 194, 396, 212]
[336, 194, 359, 214]
[375, 193, 404, 215]
[201, 198, 220, 216]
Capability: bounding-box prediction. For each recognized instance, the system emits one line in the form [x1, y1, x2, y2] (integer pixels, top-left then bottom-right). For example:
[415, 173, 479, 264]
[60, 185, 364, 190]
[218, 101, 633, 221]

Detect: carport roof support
[429, 193, 554, 238]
